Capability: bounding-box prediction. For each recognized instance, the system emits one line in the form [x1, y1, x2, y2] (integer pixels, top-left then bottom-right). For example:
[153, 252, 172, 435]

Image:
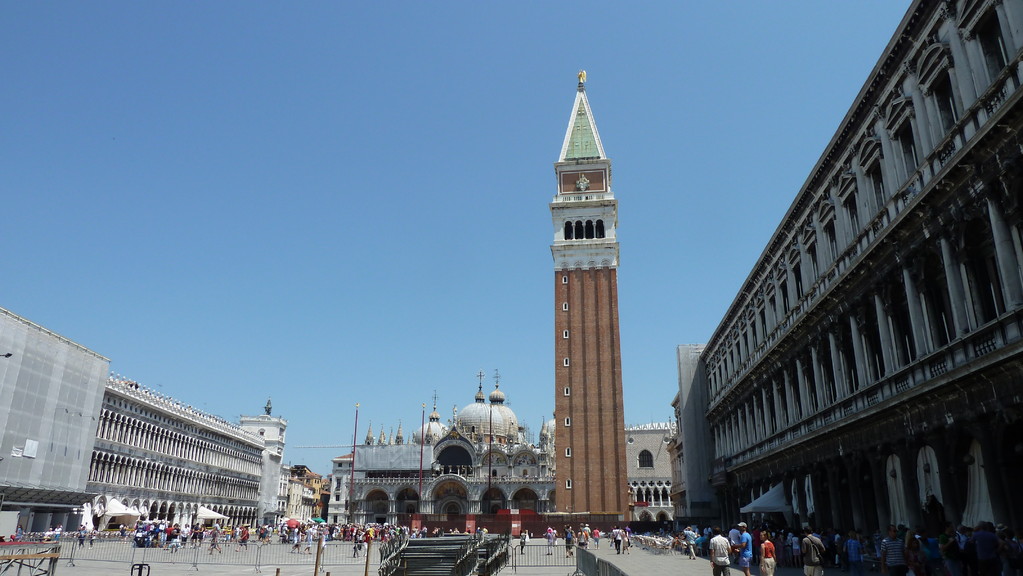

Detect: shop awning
[103, 499, 139, 518]
[739, 483, 791, 514]
[196, 506, 228, 520]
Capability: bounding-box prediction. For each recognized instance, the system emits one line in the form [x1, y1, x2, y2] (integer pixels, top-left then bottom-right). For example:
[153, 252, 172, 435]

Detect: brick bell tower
[550, 71, 627, 517]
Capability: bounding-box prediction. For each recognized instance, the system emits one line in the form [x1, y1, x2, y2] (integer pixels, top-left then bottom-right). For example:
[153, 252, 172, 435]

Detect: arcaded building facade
[551, 74, 628, 517]
[702, 0, 1023, 532]
[87, 375, 267, 528]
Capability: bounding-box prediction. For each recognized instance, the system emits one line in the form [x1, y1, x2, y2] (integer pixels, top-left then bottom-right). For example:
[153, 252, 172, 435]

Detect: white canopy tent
[740, 483, 792, 523]
[98, 498, 141, 530]
[103, 499, 140, 519]
[196, 506, 229, 520]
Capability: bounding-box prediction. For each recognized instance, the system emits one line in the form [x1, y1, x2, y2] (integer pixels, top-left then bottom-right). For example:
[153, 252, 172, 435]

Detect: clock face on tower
[559, 170, 606, 194]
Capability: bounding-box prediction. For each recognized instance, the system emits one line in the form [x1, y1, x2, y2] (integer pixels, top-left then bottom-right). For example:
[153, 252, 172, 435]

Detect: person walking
[803, 527, 827, 576]
[208, 525, 223, 554]
[761, 532, 778, 576]
[880, 525, 908, 576]
[235, 525, 249, 552]
[519, 530, 529, 554]
[711, 526, 733, 576]
[736, 522, 754, 576]
[846, 531, 865, 576]
[613, 526, 623, 554]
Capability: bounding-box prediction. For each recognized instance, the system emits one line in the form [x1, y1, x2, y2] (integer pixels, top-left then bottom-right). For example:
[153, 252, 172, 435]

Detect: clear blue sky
[3, 1, 911, 474]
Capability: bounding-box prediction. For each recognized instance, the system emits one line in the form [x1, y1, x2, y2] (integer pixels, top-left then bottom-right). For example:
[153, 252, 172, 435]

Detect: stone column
[930, 428, 962, 527]
[773, 378, 786, 430]
[796, 358, 812, 415]
[825, 462, 843, 530]
[874, 291, 896, 374]
[827, 331, 844, 402]
[939, 236, 970, 336]
[894, 442, 923, 529]
[869, 453, 891, 530]
[849, 311, 868, 390]
[902, 265, 928, 357]
[784, 368, 797, 420]
[845, 457, 868, 534]
[987, 196, 1023, 307]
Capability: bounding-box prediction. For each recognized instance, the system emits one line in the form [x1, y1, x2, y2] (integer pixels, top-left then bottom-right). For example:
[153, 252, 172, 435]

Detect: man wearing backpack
[803, 526, 827, 576]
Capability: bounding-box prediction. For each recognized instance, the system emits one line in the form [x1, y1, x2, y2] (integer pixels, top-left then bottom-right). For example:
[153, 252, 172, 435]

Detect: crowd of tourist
[691, 520, 1022, 576]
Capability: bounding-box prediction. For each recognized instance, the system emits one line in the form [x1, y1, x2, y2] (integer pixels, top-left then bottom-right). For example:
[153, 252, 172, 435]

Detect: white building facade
[87, 376, 268, 529]
[624, 423, 675, 524]
[239, 401, 288, 525]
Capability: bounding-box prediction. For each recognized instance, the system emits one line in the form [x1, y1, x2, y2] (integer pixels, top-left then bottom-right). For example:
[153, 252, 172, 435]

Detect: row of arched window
[89, 451, 260, 500]
[97, 408, 262, 476]
[563, 219, 606, 240]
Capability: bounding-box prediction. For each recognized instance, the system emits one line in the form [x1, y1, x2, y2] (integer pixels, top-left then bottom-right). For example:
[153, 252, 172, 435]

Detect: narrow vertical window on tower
[566, 479, 572, 489]
[562, 275, 568, 284]
[563, 358, 570, 366]
[565, 448, 572, 457]
[563, 330, 569, 339]
[562, 303, 569, 311]
[565, 417, 571, 426]
[564, 387, 570, 396]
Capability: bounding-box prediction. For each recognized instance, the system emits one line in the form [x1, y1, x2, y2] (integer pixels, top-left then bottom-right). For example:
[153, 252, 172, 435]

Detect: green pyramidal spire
[559, 71, 606, 162]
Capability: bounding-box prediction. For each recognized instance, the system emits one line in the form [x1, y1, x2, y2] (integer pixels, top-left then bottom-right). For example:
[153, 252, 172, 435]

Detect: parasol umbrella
[286, 518, 301, 529]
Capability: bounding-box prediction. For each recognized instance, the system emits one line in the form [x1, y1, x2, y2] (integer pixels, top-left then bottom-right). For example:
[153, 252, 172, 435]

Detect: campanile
[550, 72, 627, 517]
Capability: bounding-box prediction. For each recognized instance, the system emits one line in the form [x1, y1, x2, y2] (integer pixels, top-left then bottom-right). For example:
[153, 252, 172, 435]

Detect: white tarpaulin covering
[355, 444, 434, 471]
[103, 499, 140, 518]
[197, 506, 229, 520]
[740, 483, 791, 513]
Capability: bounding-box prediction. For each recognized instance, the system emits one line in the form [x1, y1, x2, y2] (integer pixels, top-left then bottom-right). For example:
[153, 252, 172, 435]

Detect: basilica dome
[413, 406, 448, 445]
[488, 383, 520, 441]
[457, 384, 507, 442]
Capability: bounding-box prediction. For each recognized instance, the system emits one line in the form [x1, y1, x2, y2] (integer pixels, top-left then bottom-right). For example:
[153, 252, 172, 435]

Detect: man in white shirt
[711, 526, 733, 576]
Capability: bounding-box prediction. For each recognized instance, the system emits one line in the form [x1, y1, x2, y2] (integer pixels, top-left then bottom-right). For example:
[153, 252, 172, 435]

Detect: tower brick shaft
[550, 74, 627, 517]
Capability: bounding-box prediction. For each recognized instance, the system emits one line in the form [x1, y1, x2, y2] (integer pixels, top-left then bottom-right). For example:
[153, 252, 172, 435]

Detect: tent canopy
[103, 499, 140, 518]
[740, 483, 791, 514]
[196, 506, 229, 520]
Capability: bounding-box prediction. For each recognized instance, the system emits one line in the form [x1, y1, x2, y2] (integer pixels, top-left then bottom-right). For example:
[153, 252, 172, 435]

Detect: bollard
[275, 568, 281, 576]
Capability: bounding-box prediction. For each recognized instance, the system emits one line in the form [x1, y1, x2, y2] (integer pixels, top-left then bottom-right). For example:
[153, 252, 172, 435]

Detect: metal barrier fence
[575, 548, 627, 576]
[502, 540, 579, 571]
[58, 537, 579, 572]
[58, 537, 383, 570]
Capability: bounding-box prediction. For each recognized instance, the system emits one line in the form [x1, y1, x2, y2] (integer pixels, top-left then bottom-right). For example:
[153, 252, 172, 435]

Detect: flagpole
[418, 403, 425, 513]
[349, 403, 359, 524]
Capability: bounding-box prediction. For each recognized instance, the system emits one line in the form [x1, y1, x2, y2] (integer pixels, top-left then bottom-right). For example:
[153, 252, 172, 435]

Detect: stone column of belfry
[550, 72, 628, 517]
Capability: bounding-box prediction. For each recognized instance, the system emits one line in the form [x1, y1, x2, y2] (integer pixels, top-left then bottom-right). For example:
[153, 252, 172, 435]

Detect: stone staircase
[386, 536, 477, 576]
